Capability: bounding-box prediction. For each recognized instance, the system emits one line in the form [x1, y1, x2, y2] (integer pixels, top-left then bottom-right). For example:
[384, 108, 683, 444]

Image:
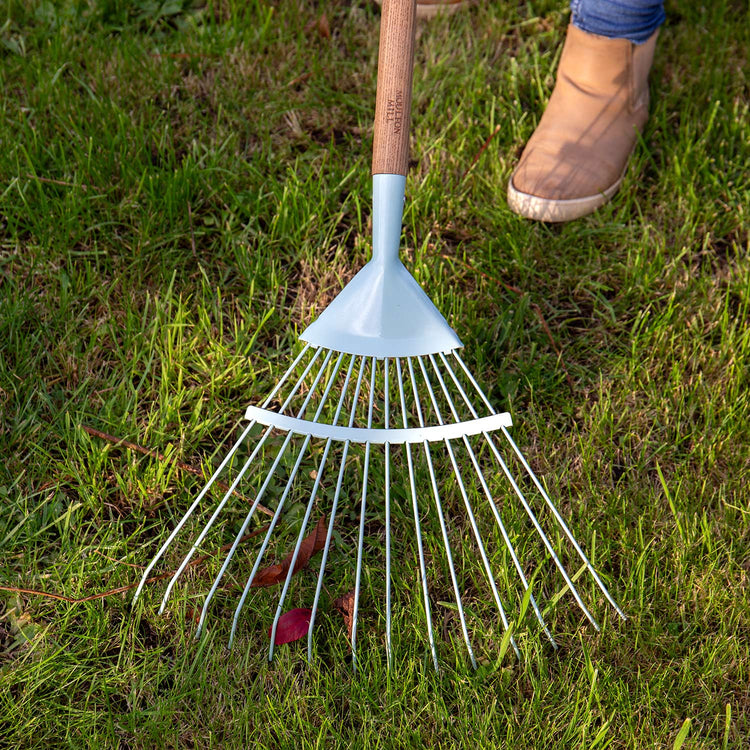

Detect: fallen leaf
[304, 14, 330, 40]
[334, 588, 356, 642]
[252, 562, 284, 587]
[271, 608, 312, 645]
[252, 516, 328, 587]
[289, 516, 327, 576]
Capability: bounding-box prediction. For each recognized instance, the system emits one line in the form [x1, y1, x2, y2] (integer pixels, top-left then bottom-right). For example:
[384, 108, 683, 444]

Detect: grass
[1, 0, 749, 747]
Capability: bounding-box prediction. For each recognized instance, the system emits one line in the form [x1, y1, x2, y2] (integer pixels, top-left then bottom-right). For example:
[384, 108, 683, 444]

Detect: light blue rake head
[301, 174, 462, 358]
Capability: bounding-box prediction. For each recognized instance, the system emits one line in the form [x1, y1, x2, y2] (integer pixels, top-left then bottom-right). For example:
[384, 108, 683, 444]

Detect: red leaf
[252, 516, 328, 588]
[271, 608, 312, 645]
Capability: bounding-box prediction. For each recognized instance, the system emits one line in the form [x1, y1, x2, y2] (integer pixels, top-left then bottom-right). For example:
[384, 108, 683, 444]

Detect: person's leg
[507, 2, 664, 222]
[570, 0, 665, 43]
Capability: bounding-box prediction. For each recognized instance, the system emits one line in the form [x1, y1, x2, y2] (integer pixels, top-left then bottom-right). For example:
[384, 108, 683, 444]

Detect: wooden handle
[372, 0, 416, 176]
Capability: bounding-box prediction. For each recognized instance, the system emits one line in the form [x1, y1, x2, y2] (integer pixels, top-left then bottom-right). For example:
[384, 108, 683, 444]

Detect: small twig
[24, 173, 91, 191]
[449, 256, 576, 391]
[92, 549, 146, 570]
[0, 525, 271, 605]
[461, 124, 502, 182]
[81, 425, 274, 517]
[83, 425, 196, 474]
[286, 72, 313, 88]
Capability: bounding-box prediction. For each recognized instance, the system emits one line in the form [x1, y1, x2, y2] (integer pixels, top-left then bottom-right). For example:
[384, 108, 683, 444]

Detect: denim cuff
[570, 0, 665, 44]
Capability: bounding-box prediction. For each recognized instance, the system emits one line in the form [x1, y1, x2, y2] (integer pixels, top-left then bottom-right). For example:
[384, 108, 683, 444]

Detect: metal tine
[228, 351, 350, 647]
[180, 348, 333, 622]
[500, 425, 626, 621]
[383, 357, 393, 667]
[268, 354, 358, 660]
[430, 354, 557, 649]
[396, 358, 439, 672]
[417, 356, 521, 660]
[448, 351, 495, 416]
[308, 356, 366, 662]
[451, 351, 625, 620]
[159, 349, 329, 612]
[406, 357, 477, 670]
[195, 348, 339, 637]
[261, 343, 314, 407]
[446, 352, 602, 629]
[132, 343, 318, 604]
[351, 357, 377, 669]
[158, 423, 272, 615]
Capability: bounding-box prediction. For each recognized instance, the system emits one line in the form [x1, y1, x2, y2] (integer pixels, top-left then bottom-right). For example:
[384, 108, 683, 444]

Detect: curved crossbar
[244, 405, 512, 444]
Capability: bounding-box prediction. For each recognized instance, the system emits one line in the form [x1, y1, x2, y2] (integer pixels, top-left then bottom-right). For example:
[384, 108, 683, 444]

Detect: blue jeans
[570, 0, 665, 44]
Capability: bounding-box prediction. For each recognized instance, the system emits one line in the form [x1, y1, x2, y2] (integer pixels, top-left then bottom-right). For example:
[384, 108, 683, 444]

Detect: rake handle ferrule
[372, 0, 416, 177]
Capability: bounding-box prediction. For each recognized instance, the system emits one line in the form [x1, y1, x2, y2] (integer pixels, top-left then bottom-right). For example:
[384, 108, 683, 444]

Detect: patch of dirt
[289, 249, 362, 328]
[279, 106, 364, 151]
[700, 227, 746, 277]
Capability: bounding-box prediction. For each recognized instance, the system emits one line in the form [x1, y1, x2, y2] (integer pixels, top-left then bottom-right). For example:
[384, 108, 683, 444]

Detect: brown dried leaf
[334, 588, 356, 642]
[252, 516, 328, 588]
[251, 563, 284, 588]
[304, 14, 330, 40]
[289, 515, 327, 576]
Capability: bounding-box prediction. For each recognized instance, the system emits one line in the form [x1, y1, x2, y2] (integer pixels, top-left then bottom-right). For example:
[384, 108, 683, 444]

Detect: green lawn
[1, 1, 749, 747]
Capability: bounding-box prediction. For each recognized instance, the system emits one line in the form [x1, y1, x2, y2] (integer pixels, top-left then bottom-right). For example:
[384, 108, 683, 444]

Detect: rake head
[134, 332, 625, 670]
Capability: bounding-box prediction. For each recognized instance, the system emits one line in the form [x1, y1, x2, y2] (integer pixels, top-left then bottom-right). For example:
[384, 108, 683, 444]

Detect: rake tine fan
[133, 0, 625, 669]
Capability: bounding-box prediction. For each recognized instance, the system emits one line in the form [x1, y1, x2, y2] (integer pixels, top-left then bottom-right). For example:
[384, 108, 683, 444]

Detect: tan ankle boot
[507, 25, 659, 222]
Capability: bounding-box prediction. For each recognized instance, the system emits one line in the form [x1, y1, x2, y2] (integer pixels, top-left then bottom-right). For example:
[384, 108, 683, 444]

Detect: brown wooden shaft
[372, 0, 416, 176]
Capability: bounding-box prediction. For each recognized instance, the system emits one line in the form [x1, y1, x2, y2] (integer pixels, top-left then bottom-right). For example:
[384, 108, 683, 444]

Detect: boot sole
[506, 173, 624, 223]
